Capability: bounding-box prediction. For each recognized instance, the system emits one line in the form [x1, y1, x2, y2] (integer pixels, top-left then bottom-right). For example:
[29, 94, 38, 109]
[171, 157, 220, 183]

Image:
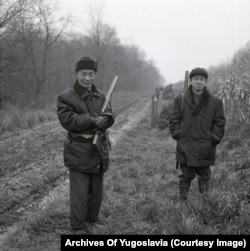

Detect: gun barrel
[92, 75, 118, 148]
[101, 75, 118, 113]
[184, 71, 189, 92]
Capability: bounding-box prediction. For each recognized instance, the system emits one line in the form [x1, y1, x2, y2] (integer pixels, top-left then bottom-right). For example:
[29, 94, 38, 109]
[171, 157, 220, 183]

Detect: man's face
[190, 74, 207, 93]
[76, 69, 96, 89]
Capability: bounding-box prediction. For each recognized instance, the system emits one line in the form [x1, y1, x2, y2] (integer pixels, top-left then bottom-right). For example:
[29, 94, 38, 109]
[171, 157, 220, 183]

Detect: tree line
[0, 0, 165, 109]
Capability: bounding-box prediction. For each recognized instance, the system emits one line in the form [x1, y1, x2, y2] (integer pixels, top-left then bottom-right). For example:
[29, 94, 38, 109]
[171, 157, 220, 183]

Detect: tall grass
[0, 104, 56, 135]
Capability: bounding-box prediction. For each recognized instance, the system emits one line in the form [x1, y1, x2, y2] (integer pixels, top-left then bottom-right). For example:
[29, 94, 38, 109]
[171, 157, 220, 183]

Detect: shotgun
[182, 70, 189, 119]
[184, 70, 189, 92]
[92, 75, 118, 147]
[176, 71, 189, 169]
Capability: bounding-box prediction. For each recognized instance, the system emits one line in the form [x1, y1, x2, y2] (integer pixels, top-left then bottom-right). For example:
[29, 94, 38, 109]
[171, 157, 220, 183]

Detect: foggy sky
[59, 0, 250, 83]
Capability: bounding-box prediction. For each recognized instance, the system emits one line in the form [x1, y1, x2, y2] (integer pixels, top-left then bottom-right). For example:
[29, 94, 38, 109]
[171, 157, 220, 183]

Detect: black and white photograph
[0, 0, 249, 250]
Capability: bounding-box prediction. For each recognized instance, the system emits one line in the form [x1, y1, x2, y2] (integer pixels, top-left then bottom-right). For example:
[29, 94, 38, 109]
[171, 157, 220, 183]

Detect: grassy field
[2, 98, 250, 251]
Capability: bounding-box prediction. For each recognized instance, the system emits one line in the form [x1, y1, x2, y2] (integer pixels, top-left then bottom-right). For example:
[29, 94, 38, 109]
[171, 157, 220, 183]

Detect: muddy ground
[0, 97, 151, 245]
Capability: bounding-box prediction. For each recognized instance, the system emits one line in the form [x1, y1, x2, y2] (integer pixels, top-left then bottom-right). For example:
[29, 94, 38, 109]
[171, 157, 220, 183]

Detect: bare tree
[0, 0, 27, 28]
[86, 2, 119, 89]
[8, 0, 69, 106]
[0, 0, 165, 108]
[0, 0, 28, 108]
[28, 0, 68, 105]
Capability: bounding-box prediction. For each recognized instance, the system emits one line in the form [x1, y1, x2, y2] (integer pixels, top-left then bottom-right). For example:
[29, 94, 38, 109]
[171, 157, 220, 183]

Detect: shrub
[158, 103, 173, 130]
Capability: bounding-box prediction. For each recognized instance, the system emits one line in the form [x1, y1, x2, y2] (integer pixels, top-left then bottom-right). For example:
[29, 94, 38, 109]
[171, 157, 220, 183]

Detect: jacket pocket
[64, 140, 100, 172]
[176, 143, 187, 163]
[211, 133, 220, 145]
[198, 140, 215, 161]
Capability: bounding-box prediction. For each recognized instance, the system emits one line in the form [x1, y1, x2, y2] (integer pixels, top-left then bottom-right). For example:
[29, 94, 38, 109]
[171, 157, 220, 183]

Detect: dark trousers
[69, 169, 103, 229]
[179, 164, 211, 200]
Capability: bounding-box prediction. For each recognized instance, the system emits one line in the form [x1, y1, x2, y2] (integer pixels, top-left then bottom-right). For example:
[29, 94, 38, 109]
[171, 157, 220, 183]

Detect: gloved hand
[92, 116, 109, 130]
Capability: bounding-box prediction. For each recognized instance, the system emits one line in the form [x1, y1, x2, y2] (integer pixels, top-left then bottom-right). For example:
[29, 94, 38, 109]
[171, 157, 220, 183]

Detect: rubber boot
[179, 179, 191, 201]
[198, 178, 210, 194]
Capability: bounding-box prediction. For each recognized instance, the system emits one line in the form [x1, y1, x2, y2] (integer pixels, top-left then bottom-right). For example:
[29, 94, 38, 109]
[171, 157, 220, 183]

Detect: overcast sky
[59, 0, 250, 83]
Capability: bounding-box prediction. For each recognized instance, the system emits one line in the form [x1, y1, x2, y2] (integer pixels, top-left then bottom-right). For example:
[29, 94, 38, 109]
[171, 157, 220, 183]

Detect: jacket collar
[185, 85, 211, 114]
[74, 81, 102, 99]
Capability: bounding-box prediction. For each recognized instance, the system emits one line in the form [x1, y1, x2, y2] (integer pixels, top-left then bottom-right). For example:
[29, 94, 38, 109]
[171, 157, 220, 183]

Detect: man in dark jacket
[169, 67, 225, 202]
[57, 57, 115, 233]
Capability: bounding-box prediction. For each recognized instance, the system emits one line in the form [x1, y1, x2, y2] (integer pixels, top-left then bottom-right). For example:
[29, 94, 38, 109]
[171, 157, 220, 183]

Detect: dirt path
[0, 97, 151, 245]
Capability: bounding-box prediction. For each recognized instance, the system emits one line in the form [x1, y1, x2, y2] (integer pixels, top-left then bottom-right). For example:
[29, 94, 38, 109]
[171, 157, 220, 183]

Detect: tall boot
[179, 179, 191, 201]
[198, 178, 209, 193]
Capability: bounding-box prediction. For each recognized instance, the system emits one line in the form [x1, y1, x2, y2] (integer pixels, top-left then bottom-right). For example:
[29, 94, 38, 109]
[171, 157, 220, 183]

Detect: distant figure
[57, 57, 115, 233]
[169, 67, 226, 202]
[155, 86, 160, 100]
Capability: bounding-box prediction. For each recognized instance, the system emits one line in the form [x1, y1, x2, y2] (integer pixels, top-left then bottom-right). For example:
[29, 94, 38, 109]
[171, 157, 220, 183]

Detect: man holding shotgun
[57, 56, 116, 233]
[169, 67, 225, 202]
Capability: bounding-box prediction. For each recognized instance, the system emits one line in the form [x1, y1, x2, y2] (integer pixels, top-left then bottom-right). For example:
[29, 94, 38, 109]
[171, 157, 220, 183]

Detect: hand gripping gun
[92, 75, 118, 149]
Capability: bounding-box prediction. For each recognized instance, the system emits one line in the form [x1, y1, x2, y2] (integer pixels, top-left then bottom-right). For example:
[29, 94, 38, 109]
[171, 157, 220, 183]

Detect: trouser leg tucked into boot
[179, 178, 191, 201]
[198, 178, 210, 193]
[197, 166, 211, 194]
[179, 164, 196, 201]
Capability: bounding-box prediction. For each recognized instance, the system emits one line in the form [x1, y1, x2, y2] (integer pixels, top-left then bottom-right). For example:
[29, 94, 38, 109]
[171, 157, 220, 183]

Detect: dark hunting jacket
[57, 81, 115, 173]
[169, 86, 225, 167]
